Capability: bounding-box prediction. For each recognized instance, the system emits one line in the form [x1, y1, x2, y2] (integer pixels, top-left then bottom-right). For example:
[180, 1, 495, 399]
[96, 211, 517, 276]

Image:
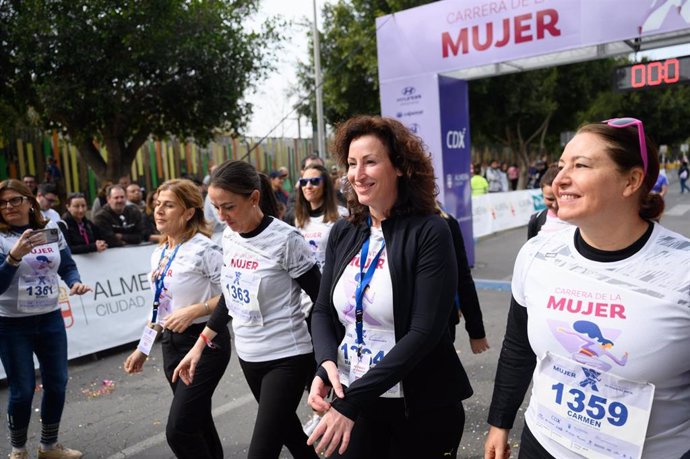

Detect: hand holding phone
[31, 228, 60, 246]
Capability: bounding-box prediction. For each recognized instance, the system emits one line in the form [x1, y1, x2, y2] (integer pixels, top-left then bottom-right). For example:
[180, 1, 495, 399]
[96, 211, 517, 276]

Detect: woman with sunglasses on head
[59, 193, 108, 254]
[485, 118, 690, 459]
[173, 161, 321, 459]
[123, 179, 229, 459]
[294, 164, 348, 271]
[306, 116, 471, 458]
[0, 179, 91, 459]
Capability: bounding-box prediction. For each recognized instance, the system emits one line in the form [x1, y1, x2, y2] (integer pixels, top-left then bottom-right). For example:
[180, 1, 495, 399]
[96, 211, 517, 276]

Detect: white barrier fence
[0, 244, 156, 380]
[0, 191, 544, 379]
[472, 189, 545, 239]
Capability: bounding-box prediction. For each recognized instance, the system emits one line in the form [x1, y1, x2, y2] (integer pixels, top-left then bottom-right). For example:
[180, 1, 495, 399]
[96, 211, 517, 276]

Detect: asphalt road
[2, 176, 688, 458]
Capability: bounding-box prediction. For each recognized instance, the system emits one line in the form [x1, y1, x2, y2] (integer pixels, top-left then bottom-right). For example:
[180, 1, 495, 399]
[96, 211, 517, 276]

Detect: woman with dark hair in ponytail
[173, 161, 320, 459]
[485, 118, 690, 459]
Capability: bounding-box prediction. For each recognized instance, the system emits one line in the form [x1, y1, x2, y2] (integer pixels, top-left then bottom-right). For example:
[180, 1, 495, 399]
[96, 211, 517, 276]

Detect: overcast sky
[245, 0, 327, 139]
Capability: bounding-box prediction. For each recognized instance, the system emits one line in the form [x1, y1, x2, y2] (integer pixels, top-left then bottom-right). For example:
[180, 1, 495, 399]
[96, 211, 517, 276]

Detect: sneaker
[37, 444, 82, 459]
[9, 451, 29, 459]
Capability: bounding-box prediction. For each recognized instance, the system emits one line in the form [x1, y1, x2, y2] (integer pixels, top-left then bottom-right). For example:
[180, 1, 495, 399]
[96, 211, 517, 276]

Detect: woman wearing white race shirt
[123, 179, 229, 459]
[0, 179, 90, 459]
[307, 116, 471, 458]
[293, 164, 348, 271]
[485, 119, 690, 459]
[173, 161, 321, 459]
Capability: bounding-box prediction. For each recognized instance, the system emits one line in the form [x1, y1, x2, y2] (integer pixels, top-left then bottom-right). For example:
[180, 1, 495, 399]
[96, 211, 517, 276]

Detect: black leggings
[162, 323, 231, 459]
[239, 353, 319, 459]
[331, 397, 465, 459]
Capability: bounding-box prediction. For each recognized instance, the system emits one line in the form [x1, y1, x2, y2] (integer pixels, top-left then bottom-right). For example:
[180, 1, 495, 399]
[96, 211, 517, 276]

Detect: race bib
[18, 273, 60, 313]
[337, 326, 402, 398]
[532, 352, 654, 459]
[223, 269, 262, 326]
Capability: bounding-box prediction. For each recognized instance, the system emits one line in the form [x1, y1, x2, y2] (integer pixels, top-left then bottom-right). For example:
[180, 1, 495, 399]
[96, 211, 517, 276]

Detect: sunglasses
[299, 177, 323, 187]
[602, 118, 648, 175]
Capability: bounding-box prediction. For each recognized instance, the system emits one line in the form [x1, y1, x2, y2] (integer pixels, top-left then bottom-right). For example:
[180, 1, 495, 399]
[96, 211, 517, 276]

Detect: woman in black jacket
[307, 115, 472, 458]
[60, 193, 107, 254]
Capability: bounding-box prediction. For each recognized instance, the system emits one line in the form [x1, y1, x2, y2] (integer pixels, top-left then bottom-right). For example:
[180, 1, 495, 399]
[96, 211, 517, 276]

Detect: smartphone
[32, 228, 60, 246]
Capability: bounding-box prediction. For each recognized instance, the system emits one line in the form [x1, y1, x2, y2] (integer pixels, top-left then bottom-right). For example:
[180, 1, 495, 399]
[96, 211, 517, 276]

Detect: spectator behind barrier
[125, 183, 146, 212]
[60, 193, 108, 254]
[36, 182, 63, 225]
[93, 184, 144, 247]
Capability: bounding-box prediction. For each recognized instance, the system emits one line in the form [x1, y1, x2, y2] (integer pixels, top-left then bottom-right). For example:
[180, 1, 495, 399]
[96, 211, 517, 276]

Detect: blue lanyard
[152, 243, 181, 323]
[354, 233, 385, 357]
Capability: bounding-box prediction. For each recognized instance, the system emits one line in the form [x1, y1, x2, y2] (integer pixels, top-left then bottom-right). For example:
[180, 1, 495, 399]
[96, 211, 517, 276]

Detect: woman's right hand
[308, 360, 344, 413]
[484, 426, 511, 459]
[123, 350, 147, 374]
[10, 229, 37, 259]
[172, 343, 204, 385]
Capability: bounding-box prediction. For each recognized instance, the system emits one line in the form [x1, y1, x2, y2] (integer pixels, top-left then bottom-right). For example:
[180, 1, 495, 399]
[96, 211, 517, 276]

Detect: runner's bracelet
[204, 301, 210, 314]
[199, 333, 217, 349]
[6, 252, 21, 266]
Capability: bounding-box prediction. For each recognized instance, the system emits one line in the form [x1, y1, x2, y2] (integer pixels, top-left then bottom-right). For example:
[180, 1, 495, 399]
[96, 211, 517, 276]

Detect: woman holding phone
[0, 179, 90, 459]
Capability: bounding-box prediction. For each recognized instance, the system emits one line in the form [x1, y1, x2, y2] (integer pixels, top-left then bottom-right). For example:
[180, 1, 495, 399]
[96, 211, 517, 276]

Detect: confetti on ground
[82, 379, 115, 398]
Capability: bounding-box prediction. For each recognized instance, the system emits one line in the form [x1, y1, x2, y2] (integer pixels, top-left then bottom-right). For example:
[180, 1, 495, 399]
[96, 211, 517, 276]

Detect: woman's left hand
[70, 282, 92, 295]
[307, 407, 354, 457]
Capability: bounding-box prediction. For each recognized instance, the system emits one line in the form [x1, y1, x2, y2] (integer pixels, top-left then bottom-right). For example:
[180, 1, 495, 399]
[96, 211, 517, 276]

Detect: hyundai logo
[401, 86, 416, 96]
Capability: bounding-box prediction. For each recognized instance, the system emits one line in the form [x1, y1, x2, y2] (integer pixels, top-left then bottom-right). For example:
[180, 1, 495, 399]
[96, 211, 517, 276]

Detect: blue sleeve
[57, 247, 81, 288]
[0, 254, 20, 295]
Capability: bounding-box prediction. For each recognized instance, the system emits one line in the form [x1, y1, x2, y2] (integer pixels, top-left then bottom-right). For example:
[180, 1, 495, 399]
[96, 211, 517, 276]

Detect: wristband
[5, 252, 21, 267]
[203, 301, 210, 314]
[199, 333, 217, 349]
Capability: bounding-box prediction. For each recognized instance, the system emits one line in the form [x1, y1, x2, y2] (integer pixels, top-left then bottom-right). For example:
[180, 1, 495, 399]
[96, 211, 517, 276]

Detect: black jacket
[312, 214, 473, 421]
[59, 213, 105, 254]
[93, 204, 144, 247]
[443, 213, 486, 340]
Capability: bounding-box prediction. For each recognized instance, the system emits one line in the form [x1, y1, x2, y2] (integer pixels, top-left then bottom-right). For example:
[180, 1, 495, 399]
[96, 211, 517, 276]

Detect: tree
[294, 0, 434, 128]
[469, 59, 619, 187]
[2, 0, 280, 180]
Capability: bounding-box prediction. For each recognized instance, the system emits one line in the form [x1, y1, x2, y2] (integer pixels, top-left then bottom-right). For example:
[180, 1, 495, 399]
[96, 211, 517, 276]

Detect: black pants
[239, 353, 319, 459]
[331, 397, 465, 459]
[518, 422, 555, 459]
[162, 323, 231, 459]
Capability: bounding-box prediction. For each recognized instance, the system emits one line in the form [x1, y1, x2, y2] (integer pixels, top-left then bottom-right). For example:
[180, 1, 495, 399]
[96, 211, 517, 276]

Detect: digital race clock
[614, 55, 690, 92]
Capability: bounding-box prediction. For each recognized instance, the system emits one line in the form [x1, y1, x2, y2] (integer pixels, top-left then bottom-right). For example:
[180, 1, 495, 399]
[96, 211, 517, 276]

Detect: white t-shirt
[149, 233, 222, 328]
[513, 224, 690, 458]
[220, 217, 315, 362]
[332, 226, 401, 397]
[0, 220, 68, 317]
[41, 208, 63, 225]
[298, 206, 348, 271]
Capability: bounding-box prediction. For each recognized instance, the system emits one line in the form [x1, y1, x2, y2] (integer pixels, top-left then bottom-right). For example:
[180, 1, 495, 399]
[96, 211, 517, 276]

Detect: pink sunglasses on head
[602, 118, 648, 175]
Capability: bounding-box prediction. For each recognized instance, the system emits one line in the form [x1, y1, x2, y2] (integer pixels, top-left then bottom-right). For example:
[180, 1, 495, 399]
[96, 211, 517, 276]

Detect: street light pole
[312, 0, 326, 158]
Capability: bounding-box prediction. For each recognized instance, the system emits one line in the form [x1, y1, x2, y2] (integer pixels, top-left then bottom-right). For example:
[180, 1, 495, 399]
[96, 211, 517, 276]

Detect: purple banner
[438, 76, 474, 265]
[377, 0, 690, 80]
